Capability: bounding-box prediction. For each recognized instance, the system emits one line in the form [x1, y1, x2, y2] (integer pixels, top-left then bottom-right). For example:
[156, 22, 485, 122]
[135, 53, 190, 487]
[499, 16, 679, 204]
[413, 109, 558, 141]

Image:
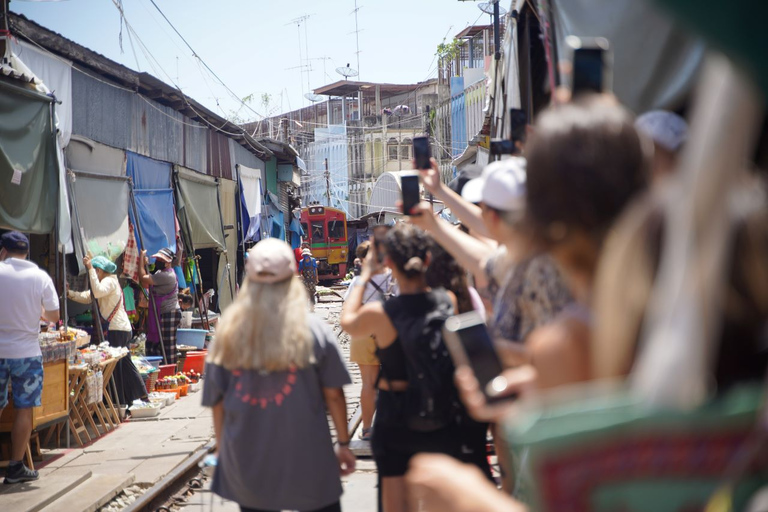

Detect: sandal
[360, 427, 373, 441]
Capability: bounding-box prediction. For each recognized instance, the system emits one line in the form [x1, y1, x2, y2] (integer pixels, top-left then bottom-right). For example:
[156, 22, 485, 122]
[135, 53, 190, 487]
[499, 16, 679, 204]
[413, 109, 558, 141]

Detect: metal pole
[235, 164, 246, 253]
[128, 183, 168, 365]
[53, 106, 67, 331]
[493, 0, 501, 61]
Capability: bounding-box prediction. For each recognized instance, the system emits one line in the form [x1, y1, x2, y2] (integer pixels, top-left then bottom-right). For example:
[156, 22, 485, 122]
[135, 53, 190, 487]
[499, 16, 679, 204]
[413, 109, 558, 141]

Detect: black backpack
[388, 290, 462, 432]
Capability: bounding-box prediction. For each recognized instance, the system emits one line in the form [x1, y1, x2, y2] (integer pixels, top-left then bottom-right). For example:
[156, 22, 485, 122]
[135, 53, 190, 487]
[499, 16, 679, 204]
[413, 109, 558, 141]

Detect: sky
[12, 0, 488, 122]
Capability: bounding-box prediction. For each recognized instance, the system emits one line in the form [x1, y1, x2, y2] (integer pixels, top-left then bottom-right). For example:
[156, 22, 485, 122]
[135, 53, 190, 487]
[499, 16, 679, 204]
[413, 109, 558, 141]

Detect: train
[300, 205, 348, 281]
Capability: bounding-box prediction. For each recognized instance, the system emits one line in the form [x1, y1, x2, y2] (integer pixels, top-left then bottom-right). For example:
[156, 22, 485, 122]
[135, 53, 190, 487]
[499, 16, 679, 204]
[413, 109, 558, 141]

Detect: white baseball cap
[461, 157, 526, 212]
[246, 238, 297, 283]
[635, 110, 688, 153]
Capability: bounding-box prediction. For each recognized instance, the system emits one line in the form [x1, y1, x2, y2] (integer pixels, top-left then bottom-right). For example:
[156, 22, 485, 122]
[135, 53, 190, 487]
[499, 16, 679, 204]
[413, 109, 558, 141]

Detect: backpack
[389, 291, 462, 432]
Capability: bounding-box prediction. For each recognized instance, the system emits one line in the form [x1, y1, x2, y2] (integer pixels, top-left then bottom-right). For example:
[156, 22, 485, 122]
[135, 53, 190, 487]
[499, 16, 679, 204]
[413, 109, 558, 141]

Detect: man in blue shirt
[298, 249, 319, 308]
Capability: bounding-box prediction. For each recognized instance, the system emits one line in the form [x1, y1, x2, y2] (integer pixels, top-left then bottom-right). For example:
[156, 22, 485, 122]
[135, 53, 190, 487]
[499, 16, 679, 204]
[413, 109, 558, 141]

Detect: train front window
[311, 222, 325, 240]
[301, 223, 308, 239]
[328, 220, 345, 240]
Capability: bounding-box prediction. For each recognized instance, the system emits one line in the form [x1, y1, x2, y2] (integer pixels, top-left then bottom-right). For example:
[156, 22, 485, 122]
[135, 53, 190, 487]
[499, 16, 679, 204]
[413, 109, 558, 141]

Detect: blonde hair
[208, 276, 314, 371]
[592, 180, 768, 379]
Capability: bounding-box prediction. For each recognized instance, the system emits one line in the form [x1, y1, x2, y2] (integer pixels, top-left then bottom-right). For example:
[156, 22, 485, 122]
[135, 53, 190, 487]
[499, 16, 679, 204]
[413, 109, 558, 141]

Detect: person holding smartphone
[341, 224, 490, 512]
[342, 241, 397, 441]
[410, 159, 572, 364]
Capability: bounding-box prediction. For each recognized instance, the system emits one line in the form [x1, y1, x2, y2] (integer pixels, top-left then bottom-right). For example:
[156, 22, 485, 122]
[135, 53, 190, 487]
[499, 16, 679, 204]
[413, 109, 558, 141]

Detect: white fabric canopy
[238, 164, 263, 242]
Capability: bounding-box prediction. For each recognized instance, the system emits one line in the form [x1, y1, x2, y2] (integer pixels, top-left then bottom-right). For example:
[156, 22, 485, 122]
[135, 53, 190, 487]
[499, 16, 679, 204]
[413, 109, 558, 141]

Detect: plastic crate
[182, 351, 207, 375]
[158, 364, 177, 379]
[177, 329, 207, 349]
[142, 372, 158, 393]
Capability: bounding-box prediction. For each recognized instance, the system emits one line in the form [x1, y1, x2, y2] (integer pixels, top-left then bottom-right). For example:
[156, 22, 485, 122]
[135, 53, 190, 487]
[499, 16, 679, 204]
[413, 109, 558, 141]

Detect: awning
[217, 178, 237, 311]
[11, 40, 74, 250]
[175, 166, 226, 250]
[67, 136, 125, 177]
[0, 80, 59, 234]
[126, 151, 176, 260]
[70, 172, 130, 267]
[237, 164, 263, 243]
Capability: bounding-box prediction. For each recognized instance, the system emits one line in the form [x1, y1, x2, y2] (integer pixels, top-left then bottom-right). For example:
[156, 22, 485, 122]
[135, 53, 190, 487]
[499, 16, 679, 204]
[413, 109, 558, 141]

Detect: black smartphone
[509, 108, 527, 143]
[412, 136, 431, 170]
[490, 139, 516, 156]
[443, 311, 514, 404]
[400, 172, 421, 216]
[567, 36, 611, 95]
[372, 224, 390, 264]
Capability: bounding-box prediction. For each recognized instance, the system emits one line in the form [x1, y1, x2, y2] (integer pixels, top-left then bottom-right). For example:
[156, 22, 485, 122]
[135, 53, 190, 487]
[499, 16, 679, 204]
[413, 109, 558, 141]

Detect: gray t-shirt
[150, 269, 179, 314]
[202, 315, 352, 510]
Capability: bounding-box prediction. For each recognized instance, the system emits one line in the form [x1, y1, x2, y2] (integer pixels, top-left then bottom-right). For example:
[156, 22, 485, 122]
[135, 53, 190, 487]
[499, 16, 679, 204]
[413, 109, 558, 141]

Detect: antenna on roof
[478, 1, 507, 16]
[350, 0, 363, 81]
[336, 64, 359, 80]
[286, 13, 316, 107]
[304, 93, 323, 102]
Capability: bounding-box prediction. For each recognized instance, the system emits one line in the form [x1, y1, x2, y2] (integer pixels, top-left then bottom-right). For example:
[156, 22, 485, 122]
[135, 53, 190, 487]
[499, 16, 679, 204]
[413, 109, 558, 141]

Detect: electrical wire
[147, 0, 266, 120]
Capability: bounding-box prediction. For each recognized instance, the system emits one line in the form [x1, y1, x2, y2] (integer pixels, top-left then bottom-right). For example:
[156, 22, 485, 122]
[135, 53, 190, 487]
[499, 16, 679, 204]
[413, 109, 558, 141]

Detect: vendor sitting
[179, 293, 194, 329]
[68, 255, 147, 407]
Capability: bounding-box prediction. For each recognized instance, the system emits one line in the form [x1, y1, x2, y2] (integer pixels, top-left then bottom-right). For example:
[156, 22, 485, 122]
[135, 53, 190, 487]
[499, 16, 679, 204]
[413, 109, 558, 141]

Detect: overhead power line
[147, 0, 266, 120]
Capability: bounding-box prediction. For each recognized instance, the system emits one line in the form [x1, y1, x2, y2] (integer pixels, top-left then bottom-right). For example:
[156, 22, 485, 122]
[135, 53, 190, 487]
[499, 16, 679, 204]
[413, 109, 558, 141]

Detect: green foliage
[436, 38, 462, 61]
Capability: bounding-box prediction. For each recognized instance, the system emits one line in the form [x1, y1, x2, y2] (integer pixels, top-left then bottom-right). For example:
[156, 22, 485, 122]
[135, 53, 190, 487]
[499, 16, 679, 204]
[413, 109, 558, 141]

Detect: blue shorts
[0, 357, 44, 409]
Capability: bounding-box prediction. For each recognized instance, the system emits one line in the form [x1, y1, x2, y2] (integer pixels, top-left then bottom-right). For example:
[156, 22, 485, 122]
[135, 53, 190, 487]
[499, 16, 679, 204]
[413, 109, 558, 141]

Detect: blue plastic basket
[145, 356, 163, 370]
[177, 329, 207, 349]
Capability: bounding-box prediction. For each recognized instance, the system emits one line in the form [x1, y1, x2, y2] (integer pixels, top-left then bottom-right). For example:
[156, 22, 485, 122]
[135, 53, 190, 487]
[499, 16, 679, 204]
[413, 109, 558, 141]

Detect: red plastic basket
[142, 372, 158, 393]
[182, 350, 207, 375]
[158, 364, 177, 379]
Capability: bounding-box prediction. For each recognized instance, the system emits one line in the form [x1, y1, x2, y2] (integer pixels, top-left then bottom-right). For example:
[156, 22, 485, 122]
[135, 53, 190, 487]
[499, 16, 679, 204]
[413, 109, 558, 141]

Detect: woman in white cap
[635, 109, 688, 182]
[68, 255, 147, 406]
[140, 247, 181, 365]
[203, 238, 355, 512]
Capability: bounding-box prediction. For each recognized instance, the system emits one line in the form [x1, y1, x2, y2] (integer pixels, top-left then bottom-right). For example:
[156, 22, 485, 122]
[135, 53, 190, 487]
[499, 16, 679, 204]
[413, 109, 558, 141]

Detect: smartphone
[490, 139, 516, 156]
[400, 172, 421, 216]
[443, 311, 514, 404]
[372, 224, 390, 264]
[412, 136, 431, 170]
[566, 36, 611, 95]
[509, 108, 527, 143]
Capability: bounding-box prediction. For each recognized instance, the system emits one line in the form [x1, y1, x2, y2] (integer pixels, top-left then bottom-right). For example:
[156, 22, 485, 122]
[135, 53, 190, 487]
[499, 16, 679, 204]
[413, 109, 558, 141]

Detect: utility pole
[324, 158, 330, 205]
[1, 0, 10, 64]
[493, 0, 501, 61]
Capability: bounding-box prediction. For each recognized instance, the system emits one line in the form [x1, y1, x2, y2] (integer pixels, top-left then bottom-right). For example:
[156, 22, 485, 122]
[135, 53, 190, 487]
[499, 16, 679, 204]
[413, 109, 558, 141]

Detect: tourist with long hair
[341, 224, 489, 512]
[343, 240, 396, 441]
[203, 238, 355, 512]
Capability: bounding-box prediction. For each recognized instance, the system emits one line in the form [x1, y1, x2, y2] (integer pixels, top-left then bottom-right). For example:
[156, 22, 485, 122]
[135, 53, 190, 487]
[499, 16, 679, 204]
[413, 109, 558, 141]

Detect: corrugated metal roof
[0, 62, 38, 84]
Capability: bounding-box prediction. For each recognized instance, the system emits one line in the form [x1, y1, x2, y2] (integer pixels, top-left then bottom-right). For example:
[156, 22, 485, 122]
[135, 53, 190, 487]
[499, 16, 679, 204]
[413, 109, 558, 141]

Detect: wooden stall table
[66, 365, 95, 447]
[0, 359, 70, 469]
[96, 356, 122, 430]
[67, 354, 126, 443]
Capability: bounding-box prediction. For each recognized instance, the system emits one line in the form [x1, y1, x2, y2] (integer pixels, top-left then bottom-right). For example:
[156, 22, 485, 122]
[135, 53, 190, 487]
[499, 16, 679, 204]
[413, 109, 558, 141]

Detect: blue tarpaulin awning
[126, 151, 176, 260]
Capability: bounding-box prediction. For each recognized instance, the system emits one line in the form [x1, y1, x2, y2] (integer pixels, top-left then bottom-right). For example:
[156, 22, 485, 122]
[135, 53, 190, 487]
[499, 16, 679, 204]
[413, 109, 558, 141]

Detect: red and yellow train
[300, 206, 348, 281]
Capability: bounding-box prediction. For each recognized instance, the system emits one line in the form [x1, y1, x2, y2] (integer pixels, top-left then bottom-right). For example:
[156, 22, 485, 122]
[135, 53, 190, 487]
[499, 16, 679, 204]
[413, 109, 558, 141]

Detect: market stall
[174, 165, 233, 315]
[0, 329, 87, 464]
